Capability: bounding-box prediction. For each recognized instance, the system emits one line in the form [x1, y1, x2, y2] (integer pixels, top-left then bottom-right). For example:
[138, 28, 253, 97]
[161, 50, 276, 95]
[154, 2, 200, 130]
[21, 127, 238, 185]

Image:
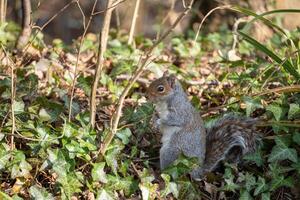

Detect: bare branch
[128, 0, 141, 45]
[16, 0, 32, 50]
[0, 0, 7, 23]
[92, 0, 127, 16]
[68, 0, 99, 121]
[22, 0, 76, 55]
[90, 0, 116, 127]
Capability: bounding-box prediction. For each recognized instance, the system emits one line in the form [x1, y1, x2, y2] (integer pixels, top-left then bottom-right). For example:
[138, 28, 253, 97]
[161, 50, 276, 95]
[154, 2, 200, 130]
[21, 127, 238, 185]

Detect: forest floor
[0, 20, 300, 199]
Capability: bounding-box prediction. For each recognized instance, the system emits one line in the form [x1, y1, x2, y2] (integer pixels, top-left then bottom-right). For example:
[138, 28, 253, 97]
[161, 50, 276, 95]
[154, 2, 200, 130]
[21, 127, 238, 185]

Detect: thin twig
[155, 0, 175, 40]
[202, 85, 300, 114]
[75, 0, 86, 29]
[68, 0, 98, 121]
[22, 0, 76, 55]
[128, 0, 141, 45]
[99, 0, 195, 156]
[1, 44, 16, 150]
[90, 0, 116, 127]
[231, 17, 249, 50]
[194, 5, 231, 43]
[92, 0, 127, 16]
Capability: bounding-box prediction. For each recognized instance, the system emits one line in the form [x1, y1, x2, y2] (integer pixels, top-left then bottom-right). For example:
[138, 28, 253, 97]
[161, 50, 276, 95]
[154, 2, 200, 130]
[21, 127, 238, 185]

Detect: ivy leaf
[244, 173, 256, 191]
[275, 135, 292, 147]
[104, 140, 124, 175]
[0, 144, 11, 170]
[106, 175, 138, 197]
[270, 176, 294, 191]
[29, 185, 54, 200]
[243, 149, 264, 167]
[266, 104, 284, 121]
[268, 145, 298, 163]
[96, 189, 114, 200]
[288, 103, 300, 119]
[261, 192, 271, 200]
[292, 162, 300, 175]
[242, 96, 263, 117]
[222, 177, 240, 192]
[11, 151, 32, 179]
[292, 132, 300, 145]
[58, 172, 83, 199]
[254, 176, 268, 196]
[116, 128, 132, 145]
[92, 162, 107, 183]
[240, 189, 253, 200]
[163, 154, 198, 180]
[161, 174, 179, 198]
[38, 108, 52, 122]
[14, 100, 25, 114]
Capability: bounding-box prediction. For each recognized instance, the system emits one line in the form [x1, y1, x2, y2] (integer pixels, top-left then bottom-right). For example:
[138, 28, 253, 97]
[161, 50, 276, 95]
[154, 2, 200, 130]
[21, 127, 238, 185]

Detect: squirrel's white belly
[160, 125, 181, 148]
[155, 101, 181, 148]
[155, 101, 169, 120]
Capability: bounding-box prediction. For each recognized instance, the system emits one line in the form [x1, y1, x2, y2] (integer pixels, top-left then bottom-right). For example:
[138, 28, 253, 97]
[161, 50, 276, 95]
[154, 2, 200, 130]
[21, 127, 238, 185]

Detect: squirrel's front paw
[150, 113, 160, 132]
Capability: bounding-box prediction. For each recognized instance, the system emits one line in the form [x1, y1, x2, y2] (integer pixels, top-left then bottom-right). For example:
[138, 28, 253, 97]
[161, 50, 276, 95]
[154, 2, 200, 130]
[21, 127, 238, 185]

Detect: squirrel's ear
[167, 74, 176, 88]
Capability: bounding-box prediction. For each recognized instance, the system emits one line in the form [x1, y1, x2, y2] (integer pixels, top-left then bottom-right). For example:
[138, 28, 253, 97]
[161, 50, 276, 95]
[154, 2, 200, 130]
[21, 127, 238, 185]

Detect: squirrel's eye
[157, 85, 165, 92]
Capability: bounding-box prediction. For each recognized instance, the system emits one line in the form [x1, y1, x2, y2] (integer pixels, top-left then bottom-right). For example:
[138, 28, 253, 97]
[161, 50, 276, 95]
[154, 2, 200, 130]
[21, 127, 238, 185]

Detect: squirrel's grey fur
[147, 73, 258, 179]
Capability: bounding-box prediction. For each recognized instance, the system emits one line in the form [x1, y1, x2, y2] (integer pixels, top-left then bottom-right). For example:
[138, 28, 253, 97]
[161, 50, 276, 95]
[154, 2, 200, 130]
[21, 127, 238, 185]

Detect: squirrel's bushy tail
[203, 114, 259, 173]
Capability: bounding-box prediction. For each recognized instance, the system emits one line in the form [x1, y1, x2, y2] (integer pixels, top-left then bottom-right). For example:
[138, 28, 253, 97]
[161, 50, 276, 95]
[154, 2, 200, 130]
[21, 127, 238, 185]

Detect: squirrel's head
[146, 71, 177, 103]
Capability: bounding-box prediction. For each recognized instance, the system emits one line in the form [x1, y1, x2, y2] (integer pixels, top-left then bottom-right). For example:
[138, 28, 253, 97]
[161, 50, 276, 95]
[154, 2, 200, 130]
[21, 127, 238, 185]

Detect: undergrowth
[0, 11, 300, 200]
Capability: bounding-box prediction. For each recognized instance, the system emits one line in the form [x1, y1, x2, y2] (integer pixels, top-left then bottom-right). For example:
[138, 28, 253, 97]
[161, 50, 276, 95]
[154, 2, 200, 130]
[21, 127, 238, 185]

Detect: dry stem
[0, 0, 7, 23]
[1, 44, 16, 150]
[99, 0, 195, 155]
[16, 0, 32, 50]
[68, 0, 98, 121]
[128, 0, 141, 45]
[90, 0, 115, 127]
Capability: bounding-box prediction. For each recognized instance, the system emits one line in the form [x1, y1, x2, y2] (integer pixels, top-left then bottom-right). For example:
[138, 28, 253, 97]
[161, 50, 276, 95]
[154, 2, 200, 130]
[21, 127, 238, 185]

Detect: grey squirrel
[146, 72, 258, 179]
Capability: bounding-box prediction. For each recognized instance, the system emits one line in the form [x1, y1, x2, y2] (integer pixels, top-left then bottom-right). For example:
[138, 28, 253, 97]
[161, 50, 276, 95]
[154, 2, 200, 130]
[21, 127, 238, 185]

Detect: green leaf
[223, 176, 240, 192]
[92, 162, 107, 183]
[11, 151, 32, 179]
[292, 132, 300, 145]
[104, 140, 124, 175]
[29, 185, 54, 200]
[240, 189, 253, 200]
[38, 108, 52, 122]
[58, 172, 83, 199]
[163, 153, 199, 180]
[96, 189, 114, 200]
[270, 176, 294, 191]
[0, 190, 14, 200]
[266, 104, 284, 121]
[13, 100, 25, 114]
[254, 177, 268, 196]
[106, 175, 138, 196]
[268, 145, 298, 163]
[242, 96, 263, 117]
[116, 128, 132, 145]
[0, 144, 11, 170]
[275, 135, 292, 147]
[288, 103, 300, 119]
[243, 149, 264, 167]
[161, 174, 179, 198]
[261, 192, 271, 200]
[238, 31, 300, 79]
[244, 173, 256, 191]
